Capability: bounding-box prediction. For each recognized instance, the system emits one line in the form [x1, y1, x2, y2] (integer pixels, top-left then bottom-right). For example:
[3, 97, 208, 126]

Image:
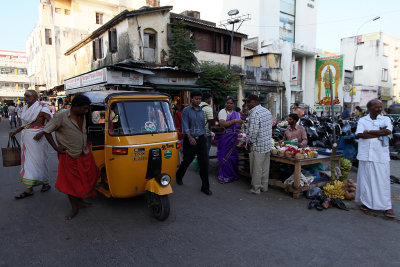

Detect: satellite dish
[228, 9, 239, 16]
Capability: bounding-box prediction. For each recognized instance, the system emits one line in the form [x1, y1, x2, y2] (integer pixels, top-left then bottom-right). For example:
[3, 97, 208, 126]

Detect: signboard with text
[65, 68, 107, 90]
[65, 68, 144, 91]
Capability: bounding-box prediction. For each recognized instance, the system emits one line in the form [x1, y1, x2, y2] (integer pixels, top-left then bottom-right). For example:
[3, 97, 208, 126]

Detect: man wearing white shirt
[355, 99, 395, 218]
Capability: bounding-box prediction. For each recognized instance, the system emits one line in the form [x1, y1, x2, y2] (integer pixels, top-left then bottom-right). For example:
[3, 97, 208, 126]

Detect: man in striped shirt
[246, 94, 273, 195]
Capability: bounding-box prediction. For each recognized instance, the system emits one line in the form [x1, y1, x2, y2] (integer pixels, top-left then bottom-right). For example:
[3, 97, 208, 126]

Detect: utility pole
[350, 16, 380, 114]
[220, 10, 250, 70]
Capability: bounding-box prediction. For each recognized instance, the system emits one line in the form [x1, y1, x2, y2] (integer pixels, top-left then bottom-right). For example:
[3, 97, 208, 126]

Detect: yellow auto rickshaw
[84, 91, 179, 221]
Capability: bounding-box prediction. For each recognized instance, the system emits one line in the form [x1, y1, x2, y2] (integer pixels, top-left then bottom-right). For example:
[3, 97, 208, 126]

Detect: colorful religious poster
[315, 55, 344, 106]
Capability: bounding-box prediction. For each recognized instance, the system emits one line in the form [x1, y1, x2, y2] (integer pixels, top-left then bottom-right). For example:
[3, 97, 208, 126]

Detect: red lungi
[56, 152, 100, 197]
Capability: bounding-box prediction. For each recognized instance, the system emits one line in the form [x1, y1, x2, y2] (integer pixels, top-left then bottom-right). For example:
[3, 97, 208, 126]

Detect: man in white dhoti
[355, 99, 395, 218]
[9, 90, 53, 199]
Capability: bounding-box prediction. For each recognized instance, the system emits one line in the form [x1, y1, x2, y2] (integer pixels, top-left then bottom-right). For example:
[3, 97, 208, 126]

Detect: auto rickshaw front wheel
[147, 192, 170, 221]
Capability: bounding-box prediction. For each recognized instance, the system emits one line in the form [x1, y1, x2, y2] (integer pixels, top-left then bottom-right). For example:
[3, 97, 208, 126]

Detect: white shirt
[356, 114, 392, 163]
[218, 109, 232, 121]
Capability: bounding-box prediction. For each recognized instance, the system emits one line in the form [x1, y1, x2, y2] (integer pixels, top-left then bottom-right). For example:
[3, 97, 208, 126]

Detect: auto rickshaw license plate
[132, 151, 148, 161]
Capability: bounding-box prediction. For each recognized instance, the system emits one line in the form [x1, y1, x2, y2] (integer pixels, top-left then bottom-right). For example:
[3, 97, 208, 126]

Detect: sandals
[384, 210, 396, 218]
[360, 205, 370, 211]
[41, 184, 51, 192]
[15, 191, 34, 199]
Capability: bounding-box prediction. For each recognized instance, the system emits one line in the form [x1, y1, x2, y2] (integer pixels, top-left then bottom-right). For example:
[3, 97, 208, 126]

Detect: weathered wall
[26, 0, 150, 90]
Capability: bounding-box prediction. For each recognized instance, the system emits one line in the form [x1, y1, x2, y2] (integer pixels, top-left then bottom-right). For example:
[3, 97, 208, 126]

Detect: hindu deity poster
[315, 55, 344, 106]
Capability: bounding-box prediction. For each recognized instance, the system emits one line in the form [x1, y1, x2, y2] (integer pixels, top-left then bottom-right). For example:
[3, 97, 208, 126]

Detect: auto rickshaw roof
[83, 90, 170, 106]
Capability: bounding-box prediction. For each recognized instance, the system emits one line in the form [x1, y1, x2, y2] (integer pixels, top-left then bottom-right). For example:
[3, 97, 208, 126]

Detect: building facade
[198, 0, 320, 116]
[63, 7, 246, 106]
[341, 32, 400, 108]
[26, 0, 160, 93]
[0, 50, 29, 104]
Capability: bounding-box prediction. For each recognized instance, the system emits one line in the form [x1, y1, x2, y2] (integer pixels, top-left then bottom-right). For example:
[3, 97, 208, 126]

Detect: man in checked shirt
[245, 94, 273, 195]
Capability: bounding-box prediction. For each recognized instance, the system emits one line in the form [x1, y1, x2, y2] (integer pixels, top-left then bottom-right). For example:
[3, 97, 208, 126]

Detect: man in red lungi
[44, 94, 99, 220]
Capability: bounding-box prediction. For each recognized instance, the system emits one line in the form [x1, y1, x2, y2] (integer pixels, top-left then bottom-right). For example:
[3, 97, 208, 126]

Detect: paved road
[0, 119, 399, 266]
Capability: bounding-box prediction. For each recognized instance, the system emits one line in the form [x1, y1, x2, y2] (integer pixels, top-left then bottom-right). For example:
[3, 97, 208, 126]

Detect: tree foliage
[168, 21, 198, 71]
[196, 62, 240, 107]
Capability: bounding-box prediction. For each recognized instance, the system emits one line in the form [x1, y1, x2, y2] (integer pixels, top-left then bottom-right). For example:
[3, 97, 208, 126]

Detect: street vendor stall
[268, 154, 341, 198]
[236, 134, 342, 198]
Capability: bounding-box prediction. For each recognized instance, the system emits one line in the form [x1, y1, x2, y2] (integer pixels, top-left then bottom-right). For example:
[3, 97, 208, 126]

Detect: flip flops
[15, 191, 34, 199]
[384, 210, 396, 218]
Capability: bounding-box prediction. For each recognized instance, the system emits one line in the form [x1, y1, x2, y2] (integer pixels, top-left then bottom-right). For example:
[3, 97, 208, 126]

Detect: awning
[156, 85, 210, 91]
[110, 65, 155, 75]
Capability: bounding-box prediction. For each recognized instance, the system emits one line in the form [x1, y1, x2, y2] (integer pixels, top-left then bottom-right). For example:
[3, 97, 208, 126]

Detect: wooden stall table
[268, 154, 342, 199]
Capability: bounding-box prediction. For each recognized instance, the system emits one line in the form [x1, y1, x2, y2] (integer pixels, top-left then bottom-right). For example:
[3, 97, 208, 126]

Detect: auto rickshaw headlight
[157, 174, 171, 186]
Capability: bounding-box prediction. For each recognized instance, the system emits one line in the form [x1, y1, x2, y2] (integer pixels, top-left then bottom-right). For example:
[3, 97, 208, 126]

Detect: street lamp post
[350, 16, 380, 114]
[227, 9, 240, 70]
[220, 10, 250, 71]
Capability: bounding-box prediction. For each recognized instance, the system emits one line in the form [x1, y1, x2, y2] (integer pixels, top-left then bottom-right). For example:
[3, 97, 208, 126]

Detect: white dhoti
[20, 128, 50, 187]
[356, 161, 391, 210]
[18, 100, 52, 188]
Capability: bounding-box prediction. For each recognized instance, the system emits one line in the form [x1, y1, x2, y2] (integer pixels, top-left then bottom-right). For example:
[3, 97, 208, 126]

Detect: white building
[226, 0, 319, 115]
[341, 32, 400, 108]
[164, 0, 319, 116]
[26, 0, 160, 93]
[0, 50, 29, 104]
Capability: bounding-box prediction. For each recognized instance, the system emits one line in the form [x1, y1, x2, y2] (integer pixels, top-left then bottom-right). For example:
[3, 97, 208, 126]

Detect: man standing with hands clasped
[355, 99, 395, 218]
[175, 91, 212, 195]
[246, 94, 272, 195]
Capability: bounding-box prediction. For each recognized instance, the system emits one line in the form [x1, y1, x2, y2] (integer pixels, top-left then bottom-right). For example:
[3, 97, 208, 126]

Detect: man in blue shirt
[342, 104, 350, 119]
[176, 91, 211, 195]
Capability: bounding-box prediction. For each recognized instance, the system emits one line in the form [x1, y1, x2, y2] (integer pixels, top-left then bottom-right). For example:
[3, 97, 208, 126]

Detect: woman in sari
[215, 97, 244, 183]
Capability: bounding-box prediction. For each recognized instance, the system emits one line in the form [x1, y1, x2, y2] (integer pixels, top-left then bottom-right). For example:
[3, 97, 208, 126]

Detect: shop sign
[0, 89, 25, 97]
[290, 61, 299, 86]
[65, 68, 107, 90]
[314, 105, 342, 112]
[107, 70, 143, 85]
[357, 32, 380, 44]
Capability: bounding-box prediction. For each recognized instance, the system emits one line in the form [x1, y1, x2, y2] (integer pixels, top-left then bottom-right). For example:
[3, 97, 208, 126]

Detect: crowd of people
[5, 90, 395, 219]
[174, 92, 395, 217]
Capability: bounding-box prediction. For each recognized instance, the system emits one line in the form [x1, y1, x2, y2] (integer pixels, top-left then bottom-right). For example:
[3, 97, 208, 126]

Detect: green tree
[196, 62, 240, 107]
[168, 21, 198, 71]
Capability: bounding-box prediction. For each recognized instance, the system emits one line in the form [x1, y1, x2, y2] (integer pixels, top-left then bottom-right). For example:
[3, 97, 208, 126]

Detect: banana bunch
[340, 158, 352, 181]
[323, 180, 345, 200]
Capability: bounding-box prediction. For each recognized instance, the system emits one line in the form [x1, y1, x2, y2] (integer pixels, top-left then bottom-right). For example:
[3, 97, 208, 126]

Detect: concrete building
[63, 7, 247, 106]
[0, 50, 29, 104]
[26, 0, 161, 94]
[341, 32, 400, 108]
[169, 0, 319, 116]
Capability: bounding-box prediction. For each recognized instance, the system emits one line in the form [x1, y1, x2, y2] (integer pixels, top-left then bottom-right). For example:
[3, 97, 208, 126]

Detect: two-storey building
[63, 6, 247, 106]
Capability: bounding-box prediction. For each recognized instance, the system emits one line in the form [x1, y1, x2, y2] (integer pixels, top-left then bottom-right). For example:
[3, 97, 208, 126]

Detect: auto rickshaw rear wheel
[148, 193, 170, 221]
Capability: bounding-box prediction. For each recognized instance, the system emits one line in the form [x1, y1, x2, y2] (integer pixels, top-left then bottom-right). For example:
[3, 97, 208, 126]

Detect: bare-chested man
[9, 90, 53, 199]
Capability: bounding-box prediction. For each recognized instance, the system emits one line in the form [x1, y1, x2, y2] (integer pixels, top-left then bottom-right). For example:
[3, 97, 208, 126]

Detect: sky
[1, 0, 400, 53]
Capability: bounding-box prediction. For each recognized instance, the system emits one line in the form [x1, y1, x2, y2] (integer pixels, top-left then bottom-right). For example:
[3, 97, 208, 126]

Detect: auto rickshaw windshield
[109, 100, 176, 135]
